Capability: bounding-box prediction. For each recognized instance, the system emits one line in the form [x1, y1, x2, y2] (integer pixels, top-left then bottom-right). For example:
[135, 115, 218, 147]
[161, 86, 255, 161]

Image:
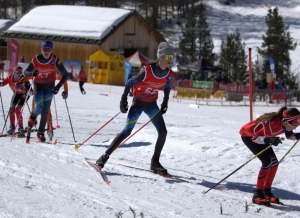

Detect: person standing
[19, 56, 25, 63]
[268, 78, 276, 103]
[276, 77, 285, 90]
[258, 76, 268, 101]
[0, 66, 31, 137]
[239, 106, 300, 206]
[75, 66, 87, 94]
[23, 40, 68, 142]
[96, 42, 174, 175]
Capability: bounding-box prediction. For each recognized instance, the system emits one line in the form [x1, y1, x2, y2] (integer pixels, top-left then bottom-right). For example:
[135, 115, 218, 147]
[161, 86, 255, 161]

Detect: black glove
[264, 137, 283, 146]
[31, 70, 39, 76]
[160, 102, 168, 114]
[52, 84, 61, 95]
[294, 133, 300, 140]
[62, 91, 68, 99]
[120, 99, 128, 113]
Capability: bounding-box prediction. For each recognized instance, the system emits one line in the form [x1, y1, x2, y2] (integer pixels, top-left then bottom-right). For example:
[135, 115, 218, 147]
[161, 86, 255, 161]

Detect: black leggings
[241, 136, 277, 167]
[105, 99, 167, 159]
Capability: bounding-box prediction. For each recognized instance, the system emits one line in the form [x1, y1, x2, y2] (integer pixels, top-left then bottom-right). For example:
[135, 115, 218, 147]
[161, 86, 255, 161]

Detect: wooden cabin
[1, 6, 164, 75]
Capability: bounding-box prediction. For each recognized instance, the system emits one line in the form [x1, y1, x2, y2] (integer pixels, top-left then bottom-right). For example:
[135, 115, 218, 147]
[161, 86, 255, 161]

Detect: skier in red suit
[240, 106, 300, 206]
[96, 42, 175, 175]
[0, 66, 31, 136]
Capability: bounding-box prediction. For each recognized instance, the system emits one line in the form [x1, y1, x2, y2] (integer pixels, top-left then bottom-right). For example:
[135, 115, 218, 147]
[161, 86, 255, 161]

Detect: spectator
[276, 77, 285, 90]
[258, 76, 268, 101]
[268, 78, 276, 104]
[215, 72, 222, 83]
[196, 70, 205, 81]
[190, 72, 197, 80]
[76, 66, 87, 94]
[19, 56, 25, 63]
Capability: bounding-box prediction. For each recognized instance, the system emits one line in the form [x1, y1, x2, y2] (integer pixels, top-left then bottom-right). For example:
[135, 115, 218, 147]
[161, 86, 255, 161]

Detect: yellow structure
[88, 50, 125, 85]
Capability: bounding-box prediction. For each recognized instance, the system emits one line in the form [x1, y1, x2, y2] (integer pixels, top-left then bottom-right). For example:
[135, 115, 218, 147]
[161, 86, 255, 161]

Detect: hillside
[157, 0, 300, 75]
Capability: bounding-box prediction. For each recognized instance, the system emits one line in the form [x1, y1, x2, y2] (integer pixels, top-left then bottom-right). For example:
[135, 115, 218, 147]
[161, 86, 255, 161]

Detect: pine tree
[195, 2, 214, 63]
[219, 29, 247, 83]
[178, 2, 197, 64]
[257, 7, 297, 88]
[178, 1, 214, 65]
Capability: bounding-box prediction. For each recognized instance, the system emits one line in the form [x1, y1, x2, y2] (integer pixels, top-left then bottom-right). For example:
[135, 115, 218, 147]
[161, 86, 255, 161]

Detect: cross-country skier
[96, 42, 174, 175]
[0, 66, 31, 137]
[240, 106, 300, 206]
[23, 40, 68, 142]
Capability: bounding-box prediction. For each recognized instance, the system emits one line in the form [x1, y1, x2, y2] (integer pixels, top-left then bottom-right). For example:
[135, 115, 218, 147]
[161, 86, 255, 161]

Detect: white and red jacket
[133, 65, 173, 102]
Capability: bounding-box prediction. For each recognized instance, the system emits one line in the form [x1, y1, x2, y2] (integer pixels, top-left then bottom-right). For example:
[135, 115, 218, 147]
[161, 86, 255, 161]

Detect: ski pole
[1, 95, 20, 135]
[1, 104, 15, 135]
[203, 144, 274, 194]
[53, 95, 60, 129]
[279, 140, 299, 163]
[0, 107, 11, 135]
[65, 99, 76, 142]
[0, 90, 7, 132]
[115, 110, 161, 151]
[74, 111, 122, 150]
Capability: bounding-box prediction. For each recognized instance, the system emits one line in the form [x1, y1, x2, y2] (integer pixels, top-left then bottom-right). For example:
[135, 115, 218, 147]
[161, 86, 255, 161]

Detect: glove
[294, 133, 300, 140]
[52, 84, 61, 95]
[264, 137, 283, 146]
[62, 91, 68, 99]
[160, 101, 168, 115]
[120, 99, 128, 113]
[31, 70, 39, 76]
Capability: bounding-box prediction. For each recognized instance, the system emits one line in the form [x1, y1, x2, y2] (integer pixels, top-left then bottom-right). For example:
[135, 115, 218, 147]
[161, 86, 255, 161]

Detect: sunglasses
[42, 47, 52, 52]
[162, 54, 174, 61]
[284, 121, 298, 130]
[13, 73, 23, 78]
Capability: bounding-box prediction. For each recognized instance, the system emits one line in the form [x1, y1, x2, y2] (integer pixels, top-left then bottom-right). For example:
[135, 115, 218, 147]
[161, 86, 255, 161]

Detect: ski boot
[150, 157, 168, 175]
[252, 189, 271, 206]
[96, 153, 110, 169]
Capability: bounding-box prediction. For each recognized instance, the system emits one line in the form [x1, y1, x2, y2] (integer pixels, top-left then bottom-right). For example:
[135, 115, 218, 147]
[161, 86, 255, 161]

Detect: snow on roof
[6, 5, 131, 40]
[0, 19, 14, 33]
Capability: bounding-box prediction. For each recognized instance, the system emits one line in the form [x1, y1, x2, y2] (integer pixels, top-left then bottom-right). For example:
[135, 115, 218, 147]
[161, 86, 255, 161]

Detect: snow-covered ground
[1, 1, 300, 217]
[0, 81, 300, 218]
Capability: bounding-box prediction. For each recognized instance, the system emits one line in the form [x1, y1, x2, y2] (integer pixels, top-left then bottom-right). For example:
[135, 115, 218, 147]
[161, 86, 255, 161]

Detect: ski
[118, 164, 192, 183]
[83, 159, 110, 185]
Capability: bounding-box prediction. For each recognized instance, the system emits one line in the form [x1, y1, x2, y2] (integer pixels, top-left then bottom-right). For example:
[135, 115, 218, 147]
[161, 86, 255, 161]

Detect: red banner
[9, 39, 19, 74]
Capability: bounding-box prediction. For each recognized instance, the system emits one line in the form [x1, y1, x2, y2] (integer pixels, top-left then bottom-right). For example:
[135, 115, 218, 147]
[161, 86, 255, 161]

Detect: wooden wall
[6, 39, 100, 72]
[100, 14, 162, 59]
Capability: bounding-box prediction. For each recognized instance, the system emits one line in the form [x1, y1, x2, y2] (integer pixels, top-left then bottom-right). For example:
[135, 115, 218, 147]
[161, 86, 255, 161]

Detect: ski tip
[53, 139, 58, 145]
[106, 181, 111, 185]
